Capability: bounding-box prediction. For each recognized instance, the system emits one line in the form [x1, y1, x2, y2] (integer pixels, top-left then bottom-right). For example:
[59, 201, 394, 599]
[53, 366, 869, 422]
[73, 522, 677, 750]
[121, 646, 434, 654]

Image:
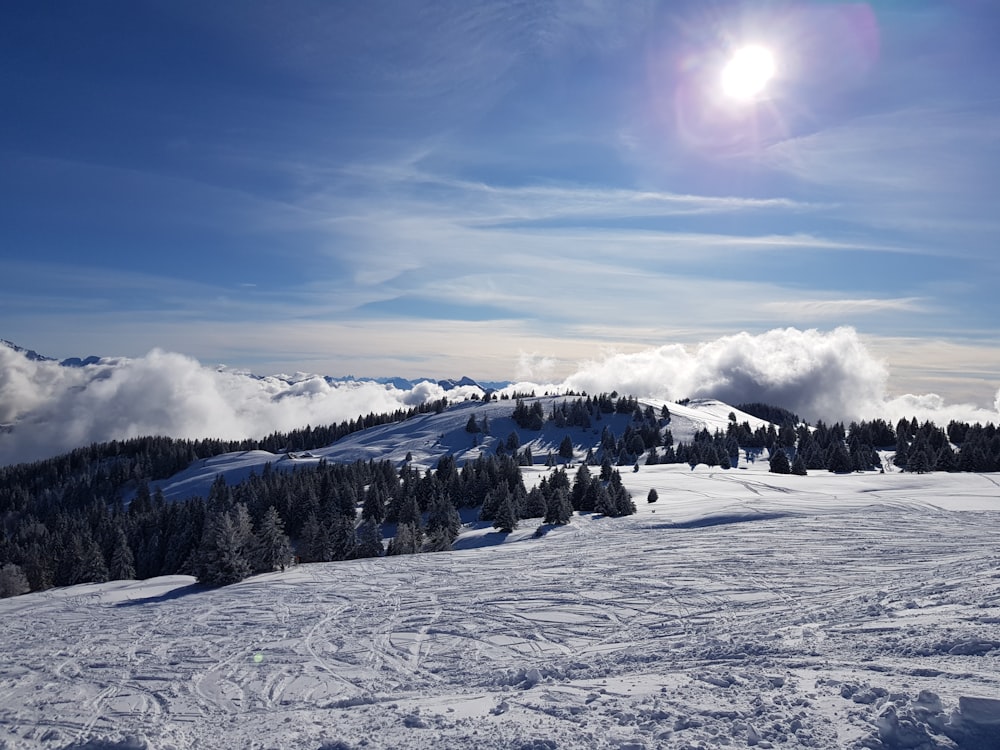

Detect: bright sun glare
[720, 45, 776, 101]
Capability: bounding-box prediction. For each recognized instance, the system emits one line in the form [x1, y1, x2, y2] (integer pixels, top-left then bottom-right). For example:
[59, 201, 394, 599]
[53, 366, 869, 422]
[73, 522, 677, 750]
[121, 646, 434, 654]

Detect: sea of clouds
[1, 327, 997, 466]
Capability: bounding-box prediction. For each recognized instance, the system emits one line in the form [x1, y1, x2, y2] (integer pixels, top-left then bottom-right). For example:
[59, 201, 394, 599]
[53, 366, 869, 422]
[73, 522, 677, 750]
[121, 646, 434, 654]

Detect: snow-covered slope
[2, 465, 1000, 749]
[151, 397, 771, 502]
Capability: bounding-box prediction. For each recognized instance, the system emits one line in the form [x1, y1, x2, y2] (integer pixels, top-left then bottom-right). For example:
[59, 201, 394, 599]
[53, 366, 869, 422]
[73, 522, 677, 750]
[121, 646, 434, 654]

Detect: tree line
[0, 441, 640, 595]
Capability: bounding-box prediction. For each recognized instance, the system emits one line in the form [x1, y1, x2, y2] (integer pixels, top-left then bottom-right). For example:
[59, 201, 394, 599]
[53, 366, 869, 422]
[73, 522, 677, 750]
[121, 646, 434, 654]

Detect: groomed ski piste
[2, 398, 1000, 749]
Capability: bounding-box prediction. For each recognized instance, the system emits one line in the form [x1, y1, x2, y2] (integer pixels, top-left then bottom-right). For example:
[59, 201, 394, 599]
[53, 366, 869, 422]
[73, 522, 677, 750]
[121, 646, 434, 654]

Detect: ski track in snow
[2, 468, 1000, 749]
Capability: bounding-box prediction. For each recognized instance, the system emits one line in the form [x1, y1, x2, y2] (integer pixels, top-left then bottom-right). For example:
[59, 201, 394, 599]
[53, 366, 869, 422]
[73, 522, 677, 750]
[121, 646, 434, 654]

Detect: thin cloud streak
[762, 297, 926, 318]
[335, 161, 825, 221]
[764, 107, 1000, 192]
[762, 105, 1000, 251]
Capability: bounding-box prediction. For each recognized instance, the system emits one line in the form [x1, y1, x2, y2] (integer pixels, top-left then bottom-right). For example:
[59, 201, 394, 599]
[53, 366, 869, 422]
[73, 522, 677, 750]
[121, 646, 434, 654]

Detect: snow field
[2, 465, 1000, 749]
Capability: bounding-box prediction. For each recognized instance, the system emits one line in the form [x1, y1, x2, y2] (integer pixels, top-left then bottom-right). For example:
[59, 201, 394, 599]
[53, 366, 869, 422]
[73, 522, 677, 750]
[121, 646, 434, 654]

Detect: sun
[720, 45, 776, 101]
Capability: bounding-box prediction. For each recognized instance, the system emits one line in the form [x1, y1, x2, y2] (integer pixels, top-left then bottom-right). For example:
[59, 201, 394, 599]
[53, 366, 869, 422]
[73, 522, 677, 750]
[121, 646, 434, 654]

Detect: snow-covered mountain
[0, 338, 102, 367]
[1, 338, 505, 390]
[328, 374, 506, 392]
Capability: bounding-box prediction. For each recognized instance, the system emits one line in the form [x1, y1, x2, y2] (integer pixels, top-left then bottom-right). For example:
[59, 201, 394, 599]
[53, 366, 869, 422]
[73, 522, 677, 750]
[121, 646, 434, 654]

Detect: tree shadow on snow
[650, 511, 797, 529]
[114, 583, 207, 607]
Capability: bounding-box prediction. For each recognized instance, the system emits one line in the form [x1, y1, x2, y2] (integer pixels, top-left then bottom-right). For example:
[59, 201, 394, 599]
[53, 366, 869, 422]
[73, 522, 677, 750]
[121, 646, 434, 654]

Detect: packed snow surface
[3, 466, 1000, 749]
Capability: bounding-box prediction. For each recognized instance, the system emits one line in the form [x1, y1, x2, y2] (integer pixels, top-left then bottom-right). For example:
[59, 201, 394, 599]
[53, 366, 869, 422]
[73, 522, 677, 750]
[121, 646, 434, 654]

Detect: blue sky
[2, 0, 999, 407]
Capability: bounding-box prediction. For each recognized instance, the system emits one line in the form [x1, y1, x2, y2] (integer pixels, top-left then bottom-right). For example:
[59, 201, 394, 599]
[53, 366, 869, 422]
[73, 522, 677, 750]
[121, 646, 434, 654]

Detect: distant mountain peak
[437, 376, 484, 391]
[2, 339, 103, 367]
[1, 339, 55, 362]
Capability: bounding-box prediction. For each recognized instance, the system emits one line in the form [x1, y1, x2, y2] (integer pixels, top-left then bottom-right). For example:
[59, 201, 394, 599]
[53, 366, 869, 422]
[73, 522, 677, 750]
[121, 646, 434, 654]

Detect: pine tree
[424, 526, 454, 552]
[207, 473, 233, 512]
[19, 542, 52, 592]
[529, 401, 545, 430]
[479, 486, 503, 522]
[254, 506, 292, 572]
[778, 423, 797, 449]
[935, 443, 959, 472]
[300, 513, 329, 562]
[769, 448, 791, 475]
[329, 515, 357, 561]
[387, 523, 421, 555]
[959, 443, 982, 472]
[108, 529, 136, 581]
[355, 520, 384, 558]
[804, 440, 825, 470]
[333, 484, 358, 519]
[58, 529, 109, 586]
[231, 503, 256, 556]
[0, 563, 30, 598]
[397, 493, 422, 528]
[426, 491, 461, 546]
[592, 482, 613, 515]
[647, 488, 659, 504]
[826, 442, 853, 474]
[196, 511, 252, 585]
[523, 487, 547, 518]
[599, 455, 613, 481]
[543, 487, 573, 525]
[907, 447, 930, 474]
[893, 435, 910, 469]
[571, 464, 592, 510]
[493, 494, 518, 533]
[791, 453, 808, 476]
[607, 474, 635, 517]
[361, 485, 386, 523]
[558, 435, 574, 460]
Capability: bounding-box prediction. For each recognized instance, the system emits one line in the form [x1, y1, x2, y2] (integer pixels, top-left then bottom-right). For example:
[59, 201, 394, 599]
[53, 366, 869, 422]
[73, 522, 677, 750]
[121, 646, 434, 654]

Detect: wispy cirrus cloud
[764, 107, 1000, 193]
[333, 161, 823, 222]
[762, 105, 1000, 250]
[761, 297, 927, 319]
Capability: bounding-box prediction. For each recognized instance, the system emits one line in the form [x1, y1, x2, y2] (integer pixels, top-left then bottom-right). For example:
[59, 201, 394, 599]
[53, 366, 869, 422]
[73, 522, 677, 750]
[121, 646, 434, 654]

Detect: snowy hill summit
[152, 394, 772, 502]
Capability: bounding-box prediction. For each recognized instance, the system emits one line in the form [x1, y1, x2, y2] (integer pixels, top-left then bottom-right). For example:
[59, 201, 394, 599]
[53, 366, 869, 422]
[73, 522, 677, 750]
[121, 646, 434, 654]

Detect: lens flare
[720, 45, 776, 101]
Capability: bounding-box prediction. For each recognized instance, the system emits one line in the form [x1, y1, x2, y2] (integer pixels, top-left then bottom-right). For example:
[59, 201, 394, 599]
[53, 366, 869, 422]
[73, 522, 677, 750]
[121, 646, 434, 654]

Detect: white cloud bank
[0, 347, 474, 466]
[561, 327, 1000, 428]
[2, 327, 998, 465]
[562, 327, 890, 422]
